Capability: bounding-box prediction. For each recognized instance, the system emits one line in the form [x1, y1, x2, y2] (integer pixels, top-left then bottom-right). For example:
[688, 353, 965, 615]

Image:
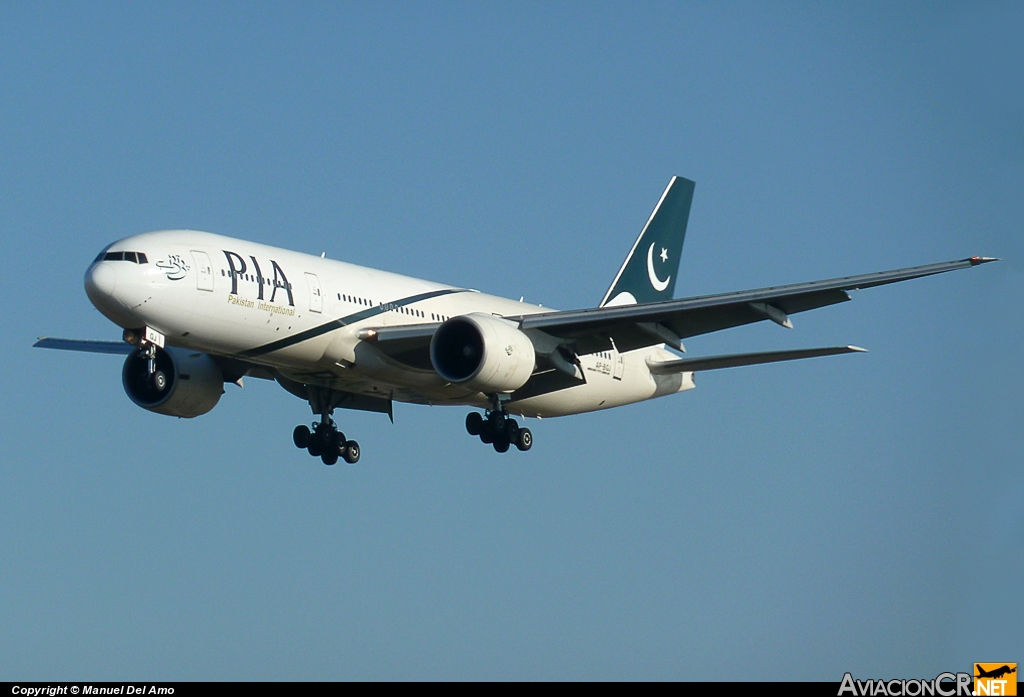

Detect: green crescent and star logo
[646, 242, 671, 291]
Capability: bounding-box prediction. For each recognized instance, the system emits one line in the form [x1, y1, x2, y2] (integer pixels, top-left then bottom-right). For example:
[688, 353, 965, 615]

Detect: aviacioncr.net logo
[839, 672, 973, 697]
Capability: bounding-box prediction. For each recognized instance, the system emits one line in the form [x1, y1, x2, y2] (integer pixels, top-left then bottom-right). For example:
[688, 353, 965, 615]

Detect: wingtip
[969, 256, 1000, 266]
[847, 345, 868, 353]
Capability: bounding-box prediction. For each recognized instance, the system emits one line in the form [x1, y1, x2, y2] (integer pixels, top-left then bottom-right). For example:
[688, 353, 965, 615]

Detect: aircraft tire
[153, 370, 168, 392]
[321, 451, 338, 466]
[308, 441, 322, 457]
[333, 431, 348, 455]
[343, 441, 360, 464]
[293, 425, 311, 449]
[466, 412, 483, 436]
[516, 428, 532, 451]
[493, 439, 510, 453]
[503, 419, 519, 442]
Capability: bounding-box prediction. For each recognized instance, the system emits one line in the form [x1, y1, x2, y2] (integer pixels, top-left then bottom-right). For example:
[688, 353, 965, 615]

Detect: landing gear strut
[465, 398, 532, 453]
[294, 388, 361, 465]
[140, 342, 168, 394]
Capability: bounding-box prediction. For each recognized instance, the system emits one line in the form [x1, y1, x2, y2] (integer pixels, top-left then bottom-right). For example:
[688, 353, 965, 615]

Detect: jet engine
[122, 345, 224, 418]
[430, 313, 536, 394]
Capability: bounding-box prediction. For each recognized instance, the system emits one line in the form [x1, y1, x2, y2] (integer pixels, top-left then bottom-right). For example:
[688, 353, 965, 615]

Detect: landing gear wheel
[503, 419, 519, 443]
[317, 426, 335, 451]
[466, 412, 483, 436]
[480, 429, 494, 444]
[293, 425, 311, 449]
[493, 439, 510, 453]
[333, 431, 348, 455]
[342, 441, 360, 464]
[516, 427, 533, 451]
[307, 441, 323, 457]
[321, 451, 338, 466]
[153, 370, 168, 392]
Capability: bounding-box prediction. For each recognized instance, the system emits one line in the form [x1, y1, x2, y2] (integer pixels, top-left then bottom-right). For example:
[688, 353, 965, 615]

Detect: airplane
[976, 666, 1016, 680]
[34, 176, 997, 465]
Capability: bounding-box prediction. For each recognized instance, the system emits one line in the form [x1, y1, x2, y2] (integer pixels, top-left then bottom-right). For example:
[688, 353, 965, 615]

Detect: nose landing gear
[465, 408, 532, 453]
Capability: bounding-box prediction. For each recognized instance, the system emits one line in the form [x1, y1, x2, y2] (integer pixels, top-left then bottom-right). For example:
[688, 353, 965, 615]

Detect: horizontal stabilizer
[646, 345, 866, 374]
[34, 337, 135, 355]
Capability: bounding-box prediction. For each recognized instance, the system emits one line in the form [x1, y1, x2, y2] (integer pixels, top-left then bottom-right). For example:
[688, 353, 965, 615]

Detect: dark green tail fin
[600, 176, 695, 307]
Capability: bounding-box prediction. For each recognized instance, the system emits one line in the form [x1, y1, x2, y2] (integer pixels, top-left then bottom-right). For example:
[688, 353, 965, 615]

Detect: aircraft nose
[84, 261, 117, 306]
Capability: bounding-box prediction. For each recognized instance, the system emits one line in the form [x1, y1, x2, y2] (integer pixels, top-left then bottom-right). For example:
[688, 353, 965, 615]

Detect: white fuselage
[85, 230, 694, 418]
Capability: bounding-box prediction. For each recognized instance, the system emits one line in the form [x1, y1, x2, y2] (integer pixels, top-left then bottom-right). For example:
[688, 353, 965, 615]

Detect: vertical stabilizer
[600, 176, 695, 307]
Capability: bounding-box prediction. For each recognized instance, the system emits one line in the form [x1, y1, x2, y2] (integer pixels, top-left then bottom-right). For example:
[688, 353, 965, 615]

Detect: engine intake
[430, 313, 535, 393]
[122, 346, 224, 418]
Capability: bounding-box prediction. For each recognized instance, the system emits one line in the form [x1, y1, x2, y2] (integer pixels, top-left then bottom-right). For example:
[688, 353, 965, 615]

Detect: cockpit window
[102, 251, 148, 264]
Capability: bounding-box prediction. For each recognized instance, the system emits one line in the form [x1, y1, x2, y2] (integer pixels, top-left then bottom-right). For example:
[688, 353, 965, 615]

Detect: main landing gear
[465, 407, 532, 453]
[293, 418, 361, 466]
[294, 387, 360, 466]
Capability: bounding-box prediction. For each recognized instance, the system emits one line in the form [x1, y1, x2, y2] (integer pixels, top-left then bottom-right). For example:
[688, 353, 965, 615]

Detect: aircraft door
[305, 272, 323, 313]
[612, 341, 625, 380]
[191, 251, 214, 291]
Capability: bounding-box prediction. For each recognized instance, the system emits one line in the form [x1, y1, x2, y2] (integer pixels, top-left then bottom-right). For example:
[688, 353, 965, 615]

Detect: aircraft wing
[646, 345, 866, 374]
[513, 257, 996, 354]
[337, 257, 997, 367]
[34, 337, 135, 354]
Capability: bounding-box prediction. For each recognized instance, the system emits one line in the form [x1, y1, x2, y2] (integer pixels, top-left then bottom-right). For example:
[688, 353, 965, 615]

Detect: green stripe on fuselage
[240, 288, 463, 358]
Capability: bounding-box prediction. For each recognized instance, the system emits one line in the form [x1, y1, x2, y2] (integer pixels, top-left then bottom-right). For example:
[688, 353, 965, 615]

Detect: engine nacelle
[122, 346, 224, 418]
[430, 312, 536, 393]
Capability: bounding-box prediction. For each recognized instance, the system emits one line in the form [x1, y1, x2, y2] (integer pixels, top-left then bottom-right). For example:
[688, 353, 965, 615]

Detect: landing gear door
[191, 251, 214, 291]
[305, 272, 323, 313]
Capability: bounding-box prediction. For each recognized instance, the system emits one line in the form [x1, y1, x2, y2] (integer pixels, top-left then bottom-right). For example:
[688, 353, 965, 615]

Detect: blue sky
[1, 2, 1020, 680]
